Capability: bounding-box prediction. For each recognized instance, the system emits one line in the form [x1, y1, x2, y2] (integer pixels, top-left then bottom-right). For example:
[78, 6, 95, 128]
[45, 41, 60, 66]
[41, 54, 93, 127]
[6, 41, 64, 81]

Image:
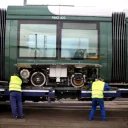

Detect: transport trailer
[0, 86, 128, 102]
[0, 82, 127, 102]
[0, 5, 128, 102]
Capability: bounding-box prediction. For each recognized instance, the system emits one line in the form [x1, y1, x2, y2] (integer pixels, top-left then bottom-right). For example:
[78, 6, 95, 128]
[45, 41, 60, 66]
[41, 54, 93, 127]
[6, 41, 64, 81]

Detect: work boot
[13, 116, 18, 119]
[18, 116, 24, 119]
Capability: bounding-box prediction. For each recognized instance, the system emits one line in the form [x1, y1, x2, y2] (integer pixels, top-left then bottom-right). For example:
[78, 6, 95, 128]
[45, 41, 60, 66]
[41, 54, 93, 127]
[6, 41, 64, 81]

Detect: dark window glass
[61, 23, 98, 59]
[19, 23, 57, 58]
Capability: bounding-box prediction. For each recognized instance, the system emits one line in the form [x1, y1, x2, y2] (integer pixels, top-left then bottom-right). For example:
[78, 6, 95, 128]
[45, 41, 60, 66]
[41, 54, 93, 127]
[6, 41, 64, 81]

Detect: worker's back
[92, 80, 104, 98]
[9, 75, 22, 92]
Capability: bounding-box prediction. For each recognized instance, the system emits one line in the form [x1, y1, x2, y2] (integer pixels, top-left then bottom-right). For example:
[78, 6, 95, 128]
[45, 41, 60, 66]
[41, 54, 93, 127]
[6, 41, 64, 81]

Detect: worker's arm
[104, 83, 110, 91]
[88, 83, 92, 90]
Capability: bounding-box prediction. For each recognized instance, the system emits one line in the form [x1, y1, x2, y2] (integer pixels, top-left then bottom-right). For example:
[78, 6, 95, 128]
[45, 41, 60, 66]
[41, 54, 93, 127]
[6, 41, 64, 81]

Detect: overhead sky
[0, 0, 128, 13]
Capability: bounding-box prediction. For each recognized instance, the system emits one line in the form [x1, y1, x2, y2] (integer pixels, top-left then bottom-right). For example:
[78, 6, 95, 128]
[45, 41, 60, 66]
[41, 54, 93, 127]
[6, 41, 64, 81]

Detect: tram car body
[0, 5, 128, 101]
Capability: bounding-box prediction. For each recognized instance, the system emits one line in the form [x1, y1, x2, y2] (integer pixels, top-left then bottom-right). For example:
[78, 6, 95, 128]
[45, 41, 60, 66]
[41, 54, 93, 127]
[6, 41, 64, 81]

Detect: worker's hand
[82, 85, 90, 90]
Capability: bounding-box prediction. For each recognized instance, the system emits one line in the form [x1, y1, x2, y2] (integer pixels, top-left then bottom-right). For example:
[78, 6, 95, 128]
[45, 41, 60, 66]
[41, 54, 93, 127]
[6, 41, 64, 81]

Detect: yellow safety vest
[9, 76, 22, 92]
[92, 80, 104, 98]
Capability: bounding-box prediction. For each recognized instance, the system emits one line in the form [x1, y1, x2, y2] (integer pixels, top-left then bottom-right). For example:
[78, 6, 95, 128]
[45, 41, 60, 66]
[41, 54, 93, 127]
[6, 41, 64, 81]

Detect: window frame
[17, 20, 100, 60]
[17, 20, 58, 59]
[59, 21, 100, 60]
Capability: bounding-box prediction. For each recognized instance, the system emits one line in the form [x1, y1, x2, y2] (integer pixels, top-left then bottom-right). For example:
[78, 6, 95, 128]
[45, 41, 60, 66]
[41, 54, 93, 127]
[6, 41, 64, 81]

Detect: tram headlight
[20, 69, 30, 79]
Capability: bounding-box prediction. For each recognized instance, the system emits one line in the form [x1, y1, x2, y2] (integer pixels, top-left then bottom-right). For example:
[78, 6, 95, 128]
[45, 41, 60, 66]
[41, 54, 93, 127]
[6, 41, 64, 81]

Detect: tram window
[18, 23, 57, 58]
[61, 23, 98, 59]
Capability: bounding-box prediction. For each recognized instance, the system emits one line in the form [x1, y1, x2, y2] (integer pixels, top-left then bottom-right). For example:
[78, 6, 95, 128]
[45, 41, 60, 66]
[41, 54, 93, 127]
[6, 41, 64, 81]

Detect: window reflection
[19, 24, 56, 58]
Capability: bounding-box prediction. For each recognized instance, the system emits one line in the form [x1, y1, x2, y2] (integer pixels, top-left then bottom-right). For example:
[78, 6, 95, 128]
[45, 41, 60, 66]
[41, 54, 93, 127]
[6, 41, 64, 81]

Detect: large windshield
[18, 21, 99, 60]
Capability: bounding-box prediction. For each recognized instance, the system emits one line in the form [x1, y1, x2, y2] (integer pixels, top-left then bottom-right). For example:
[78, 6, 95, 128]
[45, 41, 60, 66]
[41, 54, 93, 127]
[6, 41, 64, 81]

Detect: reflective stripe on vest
[92, 81, 104, 98]
[9, 76, 22, 92]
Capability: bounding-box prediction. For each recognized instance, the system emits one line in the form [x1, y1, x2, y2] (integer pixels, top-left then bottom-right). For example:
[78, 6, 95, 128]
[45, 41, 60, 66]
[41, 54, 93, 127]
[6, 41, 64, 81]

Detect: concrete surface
[0, 100, 128, 128]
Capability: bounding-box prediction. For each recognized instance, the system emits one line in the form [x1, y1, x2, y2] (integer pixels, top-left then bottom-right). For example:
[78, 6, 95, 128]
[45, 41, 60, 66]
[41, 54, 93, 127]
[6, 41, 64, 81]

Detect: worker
[88, 78, 110, 121]
[9, 72, 24, 119]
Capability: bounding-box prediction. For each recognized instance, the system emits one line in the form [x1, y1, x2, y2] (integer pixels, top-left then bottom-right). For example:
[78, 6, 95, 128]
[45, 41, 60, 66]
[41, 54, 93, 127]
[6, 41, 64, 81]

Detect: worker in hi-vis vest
[9, 73, 24, 119]
[89, 78, 110, 121]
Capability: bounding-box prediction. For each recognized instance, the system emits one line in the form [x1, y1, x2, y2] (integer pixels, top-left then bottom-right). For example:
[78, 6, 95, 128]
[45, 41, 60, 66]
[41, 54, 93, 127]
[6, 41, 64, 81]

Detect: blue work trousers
[89, 98, 106, 120]
[10, 91, 23, 117]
